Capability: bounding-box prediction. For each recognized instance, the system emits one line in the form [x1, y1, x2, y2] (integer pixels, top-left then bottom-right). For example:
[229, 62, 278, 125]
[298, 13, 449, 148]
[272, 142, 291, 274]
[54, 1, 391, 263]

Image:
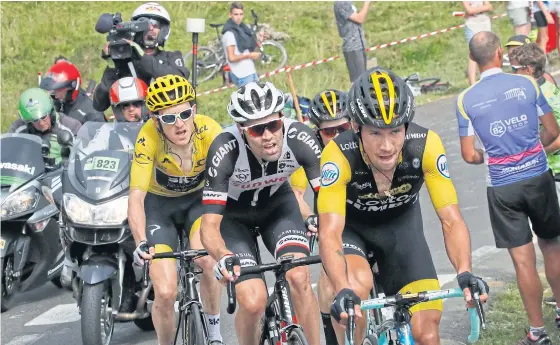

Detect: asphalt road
[0, 92, 541, 345]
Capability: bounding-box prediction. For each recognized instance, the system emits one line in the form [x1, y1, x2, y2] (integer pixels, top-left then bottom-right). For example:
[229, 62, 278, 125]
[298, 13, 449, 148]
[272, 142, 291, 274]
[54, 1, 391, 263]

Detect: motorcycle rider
[8, 88, 81, 163]
[93, 2, 190, 112]
[109, 77, 149, 122]
[40, 60, 107, 124]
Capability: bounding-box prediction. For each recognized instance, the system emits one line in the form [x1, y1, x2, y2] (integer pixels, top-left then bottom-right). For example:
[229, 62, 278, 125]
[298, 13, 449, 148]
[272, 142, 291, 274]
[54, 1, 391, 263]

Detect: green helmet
[18, 88, 56, 123]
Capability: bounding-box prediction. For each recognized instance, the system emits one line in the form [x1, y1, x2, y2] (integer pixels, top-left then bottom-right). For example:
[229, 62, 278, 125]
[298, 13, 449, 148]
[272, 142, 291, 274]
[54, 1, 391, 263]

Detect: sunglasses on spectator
[241, 118, 284, 137]
[510, 65, 527, 72]
[156, 108, 193, 125]
[319, 122, 352, 138]
[120, 101, 144, 109]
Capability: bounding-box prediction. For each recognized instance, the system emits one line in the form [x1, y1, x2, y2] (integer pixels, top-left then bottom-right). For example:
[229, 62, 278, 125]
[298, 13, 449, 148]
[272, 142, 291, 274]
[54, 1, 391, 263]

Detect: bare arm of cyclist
[201, 132, 239, 260]
[423, 130, 472, 274]
[288, 121, 322, 194]
[128, 124, 157, 245]
[317, 141, 352, 292]
[290, 167, 314, 219]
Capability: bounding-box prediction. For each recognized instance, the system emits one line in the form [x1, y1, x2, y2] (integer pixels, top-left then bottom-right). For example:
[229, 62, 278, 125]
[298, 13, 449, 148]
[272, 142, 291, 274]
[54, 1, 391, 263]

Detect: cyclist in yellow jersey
[128, 75, 225, 345]
[288, 89, 351, 345]
[318, 67, 489, 345]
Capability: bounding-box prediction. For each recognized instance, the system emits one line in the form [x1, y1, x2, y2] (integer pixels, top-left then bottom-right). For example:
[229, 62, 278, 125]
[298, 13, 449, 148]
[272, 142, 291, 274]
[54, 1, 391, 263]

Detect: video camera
[95, 12, 149, 60]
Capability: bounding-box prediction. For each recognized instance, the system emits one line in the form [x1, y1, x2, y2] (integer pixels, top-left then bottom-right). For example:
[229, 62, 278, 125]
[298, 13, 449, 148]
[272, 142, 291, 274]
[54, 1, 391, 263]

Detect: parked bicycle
[404, 72, 451, 97]
[141, 246, 210, 345]
[225, 230, 321, 345]
[184, 9, 288, 85]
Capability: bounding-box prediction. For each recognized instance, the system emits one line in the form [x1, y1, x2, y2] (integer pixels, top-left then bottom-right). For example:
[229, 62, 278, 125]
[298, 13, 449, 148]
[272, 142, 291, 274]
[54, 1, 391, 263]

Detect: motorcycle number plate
[0, 238, 5, 249]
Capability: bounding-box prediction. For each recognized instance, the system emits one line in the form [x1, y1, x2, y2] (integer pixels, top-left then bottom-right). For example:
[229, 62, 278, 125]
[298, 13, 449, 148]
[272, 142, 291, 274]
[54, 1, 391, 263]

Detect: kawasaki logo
[1, 163, 36, 175]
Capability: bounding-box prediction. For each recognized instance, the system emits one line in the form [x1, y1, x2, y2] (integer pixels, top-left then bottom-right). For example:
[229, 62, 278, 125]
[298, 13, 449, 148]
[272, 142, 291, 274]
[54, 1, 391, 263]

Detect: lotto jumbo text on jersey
[456, 69, 552, 186]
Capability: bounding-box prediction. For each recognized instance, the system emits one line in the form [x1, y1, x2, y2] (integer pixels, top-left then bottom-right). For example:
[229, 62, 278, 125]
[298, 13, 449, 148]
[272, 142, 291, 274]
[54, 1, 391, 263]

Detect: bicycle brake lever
[226, 260, 237, 314]
[346, 299, 355, 345]
[469, 281, 486, 330]
[142, 260, 149, 288]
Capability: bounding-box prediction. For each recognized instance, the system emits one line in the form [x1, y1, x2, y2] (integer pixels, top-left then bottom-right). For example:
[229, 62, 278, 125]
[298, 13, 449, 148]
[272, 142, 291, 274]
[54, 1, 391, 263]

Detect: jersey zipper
[251, 161, 268, 207]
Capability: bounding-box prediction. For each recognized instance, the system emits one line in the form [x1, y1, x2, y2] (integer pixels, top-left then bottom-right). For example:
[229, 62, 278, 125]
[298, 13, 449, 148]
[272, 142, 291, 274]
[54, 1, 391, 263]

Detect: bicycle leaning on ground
[183, 9, 288, 84]
[225, 227, 322, 345]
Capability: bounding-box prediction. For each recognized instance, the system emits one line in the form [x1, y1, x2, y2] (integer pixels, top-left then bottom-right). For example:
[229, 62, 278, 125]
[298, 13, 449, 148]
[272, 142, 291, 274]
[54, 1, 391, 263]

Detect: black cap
[505, 35, 532, 47]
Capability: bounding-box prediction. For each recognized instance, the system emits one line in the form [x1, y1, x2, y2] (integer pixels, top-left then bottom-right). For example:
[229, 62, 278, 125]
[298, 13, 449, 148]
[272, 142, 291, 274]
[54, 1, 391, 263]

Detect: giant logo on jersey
[212, 139, 237, 167]
[321, 162, 339, 187]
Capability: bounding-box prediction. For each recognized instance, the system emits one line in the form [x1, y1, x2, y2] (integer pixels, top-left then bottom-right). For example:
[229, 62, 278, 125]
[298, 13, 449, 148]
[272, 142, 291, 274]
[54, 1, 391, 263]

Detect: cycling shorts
[341, 202, 442, 314]
[144, 191, 203, 255]
[220, 182, 310, 283]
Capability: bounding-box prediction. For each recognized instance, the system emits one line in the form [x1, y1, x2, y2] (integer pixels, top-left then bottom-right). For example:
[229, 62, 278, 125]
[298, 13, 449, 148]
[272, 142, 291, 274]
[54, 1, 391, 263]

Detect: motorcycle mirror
[56, 130, 73, 147]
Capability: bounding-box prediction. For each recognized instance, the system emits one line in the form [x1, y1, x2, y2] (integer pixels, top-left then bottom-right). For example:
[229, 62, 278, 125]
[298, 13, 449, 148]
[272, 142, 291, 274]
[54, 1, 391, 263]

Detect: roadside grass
[476, 276, 559, 345]
[1, 1, 514, 131]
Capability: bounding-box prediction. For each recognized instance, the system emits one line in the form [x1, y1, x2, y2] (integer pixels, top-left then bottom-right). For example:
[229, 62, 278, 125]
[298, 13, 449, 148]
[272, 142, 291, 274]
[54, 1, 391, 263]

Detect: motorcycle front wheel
[81, 281, 115, 345]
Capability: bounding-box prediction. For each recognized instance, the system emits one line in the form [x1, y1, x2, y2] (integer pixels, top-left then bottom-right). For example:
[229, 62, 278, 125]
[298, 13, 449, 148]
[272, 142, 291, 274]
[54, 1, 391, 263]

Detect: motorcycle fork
[13, 234, 31, 279]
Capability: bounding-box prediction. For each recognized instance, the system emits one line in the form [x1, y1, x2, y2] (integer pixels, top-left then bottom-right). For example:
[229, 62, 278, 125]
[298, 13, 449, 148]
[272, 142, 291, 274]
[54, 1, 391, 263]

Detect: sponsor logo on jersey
[351, 181, 372, 190]
[195, 124, 207, 134]
[287, 127, 298, 139]
[503, 87, 526, 101]
[212, 139, 237, 167]
[202, 190, 228, 205]
[490, 114, 528, 138]
[208, 167, 217, 177]
[239, 258, 257, 267]
[412, 158, 420, 169]
[347, 192, 419, 212]
[294, 131, 321, 157]
[405, 132, 426, 140]
[236, 175, 288, 189]
[321, 162, 340, 187]
[359, 183, 412, 200]
[235, 172, 249, 182]
[436, 154, 450, 178]
[340, 141, 358, 151]
[0, 163, 36, 175]
[275, 235, 309, 255]
[343, 243, 366, 256]
[134, 152, 151, 165]
[137, 137, 146, 146]
[398, 174, 420, 181]
[501, 157, 540, 173]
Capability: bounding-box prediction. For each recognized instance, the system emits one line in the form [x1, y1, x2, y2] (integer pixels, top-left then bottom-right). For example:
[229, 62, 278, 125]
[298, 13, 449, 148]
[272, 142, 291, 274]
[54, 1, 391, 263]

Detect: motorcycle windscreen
[0, 133, 45, 188]
[68, 122, 142, 201]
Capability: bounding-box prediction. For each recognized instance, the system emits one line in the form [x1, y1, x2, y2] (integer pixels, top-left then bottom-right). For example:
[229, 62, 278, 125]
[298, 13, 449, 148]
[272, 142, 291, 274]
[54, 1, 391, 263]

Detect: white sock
[205, 313, 222, 342]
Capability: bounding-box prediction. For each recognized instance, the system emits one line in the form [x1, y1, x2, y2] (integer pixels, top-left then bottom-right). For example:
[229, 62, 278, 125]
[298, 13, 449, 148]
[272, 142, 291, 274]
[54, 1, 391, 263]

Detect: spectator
[456, 31, 560, 345]
[462, 1, 493, 85]
[505, 34, 557, 86]
[508, 1, 532, 35]
[222, 2, 261, 87]
[533, 1, 556, 53]
[334, 1, 371, 83]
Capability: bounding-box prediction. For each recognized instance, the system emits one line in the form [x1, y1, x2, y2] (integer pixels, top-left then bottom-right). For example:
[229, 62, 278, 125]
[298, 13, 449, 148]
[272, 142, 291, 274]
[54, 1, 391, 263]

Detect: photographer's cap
[505, 35, 532, 47]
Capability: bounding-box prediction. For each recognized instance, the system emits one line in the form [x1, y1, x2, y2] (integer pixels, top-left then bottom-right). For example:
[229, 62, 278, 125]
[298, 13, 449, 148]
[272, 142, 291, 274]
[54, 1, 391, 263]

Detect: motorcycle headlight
[1, 186, 40, 219]
[63, 193, 128, 226]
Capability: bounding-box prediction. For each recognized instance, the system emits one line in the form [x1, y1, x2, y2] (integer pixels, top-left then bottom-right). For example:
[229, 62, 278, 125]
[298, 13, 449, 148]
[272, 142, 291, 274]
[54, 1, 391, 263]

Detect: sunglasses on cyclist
[241, 118, 284, 137]
[156, 108, 194, 125]
[510, 65, 527, 73]
[119, 101, 144, 109]
[319, 122, 351, 137]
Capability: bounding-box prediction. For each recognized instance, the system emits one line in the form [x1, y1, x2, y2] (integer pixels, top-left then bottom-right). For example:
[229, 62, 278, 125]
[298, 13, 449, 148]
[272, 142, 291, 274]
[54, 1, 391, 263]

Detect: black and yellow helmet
[348, 67, 415, 128]
[146, 75, 196, 113]
[308, 89, 349, 126]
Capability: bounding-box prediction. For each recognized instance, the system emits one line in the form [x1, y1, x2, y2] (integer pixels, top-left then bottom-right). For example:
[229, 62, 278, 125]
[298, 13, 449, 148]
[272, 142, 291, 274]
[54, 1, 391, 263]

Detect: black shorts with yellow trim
[342, 202, 442, 313]
[144, 191, 203, 257]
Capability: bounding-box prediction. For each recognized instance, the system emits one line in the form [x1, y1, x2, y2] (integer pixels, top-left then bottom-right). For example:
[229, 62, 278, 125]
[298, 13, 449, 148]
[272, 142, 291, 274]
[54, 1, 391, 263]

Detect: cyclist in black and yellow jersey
[288, 89, 351, 345]
[128, 75, 224, 345]
[318, 67, 489, 345]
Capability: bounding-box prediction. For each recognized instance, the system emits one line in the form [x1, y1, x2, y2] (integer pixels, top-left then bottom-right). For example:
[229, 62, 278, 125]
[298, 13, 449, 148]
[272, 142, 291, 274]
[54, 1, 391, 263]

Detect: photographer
[40, 60, 106, 124]
[93, 2, 190, 112]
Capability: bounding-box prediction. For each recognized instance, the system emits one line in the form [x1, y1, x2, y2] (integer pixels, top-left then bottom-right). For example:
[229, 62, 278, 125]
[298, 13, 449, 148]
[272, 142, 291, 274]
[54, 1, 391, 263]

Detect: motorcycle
[58, 122, 153, 345]
[0, 133, 65, 312]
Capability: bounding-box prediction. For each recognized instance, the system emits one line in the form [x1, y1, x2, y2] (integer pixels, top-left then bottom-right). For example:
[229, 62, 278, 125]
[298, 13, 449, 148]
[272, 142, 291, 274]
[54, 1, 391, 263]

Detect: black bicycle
[225, 234, 321, 345]
[142, 249, 209, 345]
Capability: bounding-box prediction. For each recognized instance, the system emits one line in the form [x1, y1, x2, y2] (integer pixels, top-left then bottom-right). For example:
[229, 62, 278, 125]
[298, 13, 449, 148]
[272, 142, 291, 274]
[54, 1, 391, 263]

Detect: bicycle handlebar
[359, 288, 482, 343]
[141, 249, 209, 287]
[226, 255, 322, 314]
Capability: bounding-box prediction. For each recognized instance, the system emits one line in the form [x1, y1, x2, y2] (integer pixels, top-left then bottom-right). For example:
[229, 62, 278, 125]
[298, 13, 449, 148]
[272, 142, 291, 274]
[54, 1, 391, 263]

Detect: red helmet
[40, 61, 81, 102]
[110, 77, 149, 122]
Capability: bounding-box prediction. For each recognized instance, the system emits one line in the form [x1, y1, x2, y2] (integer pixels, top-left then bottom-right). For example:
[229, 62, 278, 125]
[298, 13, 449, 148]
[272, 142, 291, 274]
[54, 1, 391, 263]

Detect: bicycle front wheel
[185, 303, 207, 345]
[287, 328, 310, 345]
[362, 334, 380, 345]
[256, 40, 288, 75]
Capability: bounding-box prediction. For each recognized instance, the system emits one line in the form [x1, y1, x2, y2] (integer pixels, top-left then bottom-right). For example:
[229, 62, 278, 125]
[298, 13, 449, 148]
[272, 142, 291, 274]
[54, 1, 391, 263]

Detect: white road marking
[471, 245, 501, 264]
[5, 334, 44, 345]
[24, 304, 80, 326]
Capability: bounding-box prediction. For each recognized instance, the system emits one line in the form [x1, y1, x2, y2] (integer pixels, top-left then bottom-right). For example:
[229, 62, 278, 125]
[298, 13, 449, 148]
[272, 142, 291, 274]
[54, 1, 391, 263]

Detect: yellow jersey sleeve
[317, 141, 352, 216]
[130, 120, 158, 192]
[290, 167, 308, 191]
[422, 130, 459, 210]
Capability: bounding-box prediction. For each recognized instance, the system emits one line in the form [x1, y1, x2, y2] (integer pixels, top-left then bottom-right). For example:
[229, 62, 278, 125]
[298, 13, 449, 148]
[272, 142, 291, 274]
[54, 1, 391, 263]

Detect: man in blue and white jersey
[456, 31, 560, 345]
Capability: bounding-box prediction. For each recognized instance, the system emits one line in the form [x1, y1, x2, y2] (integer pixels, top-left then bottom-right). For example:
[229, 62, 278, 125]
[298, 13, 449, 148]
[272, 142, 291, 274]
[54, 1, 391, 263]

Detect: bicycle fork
[272, 278, 299, 345]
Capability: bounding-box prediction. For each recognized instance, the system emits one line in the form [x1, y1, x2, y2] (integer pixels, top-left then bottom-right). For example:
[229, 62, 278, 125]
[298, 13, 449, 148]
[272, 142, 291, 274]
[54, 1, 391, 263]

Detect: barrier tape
[198, 13, 507, 97]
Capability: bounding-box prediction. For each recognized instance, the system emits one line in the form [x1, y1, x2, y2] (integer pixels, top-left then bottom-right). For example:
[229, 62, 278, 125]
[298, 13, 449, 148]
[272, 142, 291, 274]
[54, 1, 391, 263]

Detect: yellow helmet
[146, 75, 195, 113]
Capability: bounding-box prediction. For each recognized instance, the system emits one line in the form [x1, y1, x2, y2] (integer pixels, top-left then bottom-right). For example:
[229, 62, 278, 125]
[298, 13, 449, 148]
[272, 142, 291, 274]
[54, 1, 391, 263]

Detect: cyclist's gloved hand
[133, 240, 150, 266]
[305, 214, 318, 237]
[331, 288, 362, 325]
[457, 271, 489, 306]
[213, 254, 241, 283]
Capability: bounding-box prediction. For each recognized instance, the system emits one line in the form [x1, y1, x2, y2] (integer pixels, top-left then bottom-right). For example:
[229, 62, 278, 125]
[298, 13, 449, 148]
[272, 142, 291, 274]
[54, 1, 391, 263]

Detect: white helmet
[227, 81, 285, 123]
[131, 2, 171, 47]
